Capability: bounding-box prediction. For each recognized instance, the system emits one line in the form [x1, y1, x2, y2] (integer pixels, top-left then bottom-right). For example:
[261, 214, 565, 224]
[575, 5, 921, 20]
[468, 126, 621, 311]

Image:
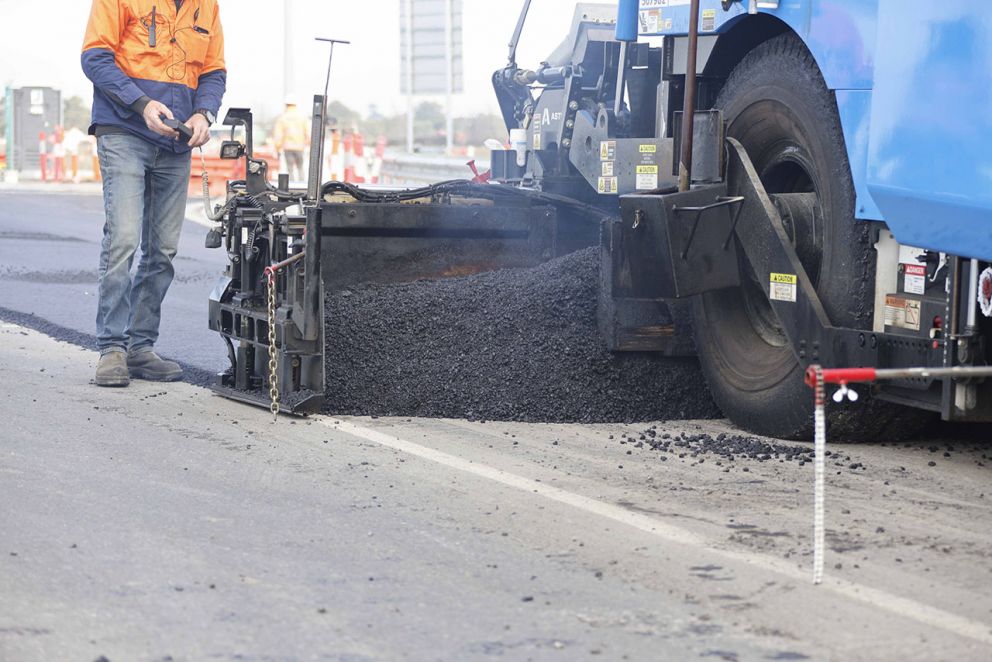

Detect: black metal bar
[320, 227, 530, 240]
[306, 95, 325, 201]
[301, 206, 323, 343]
[679, 209, 705, 260]
[508, 0, 534, 67]
[722, 199, 746, 250]
[678, 0, 702, 192]
[307, 37, 349, 198]
[674, 196, 744, 259]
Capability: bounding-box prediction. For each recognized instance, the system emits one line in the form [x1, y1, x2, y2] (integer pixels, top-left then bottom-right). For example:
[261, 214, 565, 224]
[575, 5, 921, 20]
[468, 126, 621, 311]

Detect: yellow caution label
[701, 8, 716, 31]
[636, 165, 659, 174]
[639, 144, 657, 153]
[600, 140, 616, 161]
[770, 273, 797, 284]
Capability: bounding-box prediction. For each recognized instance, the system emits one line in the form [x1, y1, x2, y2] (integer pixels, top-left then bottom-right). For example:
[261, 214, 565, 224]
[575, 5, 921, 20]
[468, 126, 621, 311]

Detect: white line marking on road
[322, 417, 992, 645]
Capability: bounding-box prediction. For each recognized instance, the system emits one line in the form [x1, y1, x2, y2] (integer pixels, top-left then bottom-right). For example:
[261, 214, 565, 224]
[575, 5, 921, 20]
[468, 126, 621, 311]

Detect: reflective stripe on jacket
[81, 0, 226, 152]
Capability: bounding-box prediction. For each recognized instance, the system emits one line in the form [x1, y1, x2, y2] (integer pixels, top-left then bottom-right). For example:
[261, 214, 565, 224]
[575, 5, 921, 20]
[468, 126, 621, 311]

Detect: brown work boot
[95, 351, 130, 387]
[127, 351, 183, 382]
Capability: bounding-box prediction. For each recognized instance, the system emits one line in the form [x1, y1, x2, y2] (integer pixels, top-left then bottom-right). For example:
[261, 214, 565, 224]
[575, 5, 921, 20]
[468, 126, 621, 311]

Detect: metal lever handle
[673, 195, 745, 260]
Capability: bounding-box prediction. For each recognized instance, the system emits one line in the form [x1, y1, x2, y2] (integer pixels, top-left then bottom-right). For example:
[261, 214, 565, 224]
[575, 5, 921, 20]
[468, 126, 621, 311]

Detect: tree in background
[454, 114, 506, 149]
[291, 99, 508, 152]
[63, 96, 91, 131]
[326, 100, 361, 131]
[354, 101, 506, 151]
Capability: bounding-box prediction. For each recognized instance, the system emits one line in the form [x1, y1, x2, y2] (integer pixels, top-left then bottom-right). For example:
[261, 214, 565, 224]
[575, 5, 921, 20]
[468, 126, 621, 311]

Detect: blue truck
[488, 0, 992, 438]
[206, 0, 992, 439]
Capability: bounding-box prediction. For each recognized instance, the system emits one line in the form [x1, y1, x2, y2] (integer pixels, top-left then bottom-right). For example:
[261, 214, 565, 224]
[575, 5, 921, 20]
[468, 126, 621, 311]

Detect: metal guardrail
[379, 153, 490, 186]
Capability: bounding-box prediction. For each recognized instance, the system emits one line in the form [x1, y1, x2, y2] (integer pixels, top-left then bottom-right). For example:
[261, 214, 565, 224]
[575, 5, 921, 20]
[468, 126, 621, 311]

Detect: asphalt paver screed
[323, 247, 721, 423]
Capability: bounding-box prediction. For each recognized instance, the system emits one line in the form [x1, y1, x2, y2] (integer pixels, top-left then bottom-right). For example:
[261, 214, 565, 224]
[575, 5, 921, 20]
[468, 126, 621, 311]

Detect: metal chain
[266, 270, 280, 419]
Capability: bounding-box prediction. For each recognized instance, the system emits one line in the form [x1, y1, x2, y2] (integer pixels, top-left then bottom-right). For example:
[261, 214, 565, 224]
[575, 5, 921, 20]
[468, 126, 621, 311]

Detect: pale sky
[0, 0, 594, 122]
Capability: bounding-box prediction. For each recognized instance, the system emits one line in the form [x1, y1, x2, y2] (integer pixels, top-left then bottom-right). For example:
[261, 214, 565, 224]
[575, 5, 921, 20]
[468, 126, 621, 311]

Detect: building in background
[4, 86, 62, 179]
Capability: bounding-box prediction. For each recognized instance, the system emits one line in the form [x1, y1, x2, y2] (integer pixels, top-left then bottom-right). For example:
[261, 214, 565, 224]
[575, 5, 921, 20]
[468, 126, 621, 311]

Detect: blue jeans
[96, 133, 191, 356]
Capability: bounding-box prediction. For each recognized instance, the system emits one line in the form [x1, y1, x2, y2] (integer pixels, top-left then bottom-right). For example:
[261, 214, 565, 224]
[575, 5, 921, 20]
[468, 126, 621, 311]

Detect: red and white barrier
[325, 131, 343, 182]
[369, 136, 386, 184]
[38, 131, 48, 182]
[51, 126, 66, 182]
[330, 133, 387, 185]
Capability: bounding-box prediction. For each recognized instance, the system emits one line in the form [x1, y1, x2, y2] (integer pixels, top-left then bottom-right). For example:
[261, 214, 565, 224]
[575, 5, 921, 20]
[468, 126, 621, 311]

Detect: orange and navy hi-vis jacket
[81, 0, 226, 153]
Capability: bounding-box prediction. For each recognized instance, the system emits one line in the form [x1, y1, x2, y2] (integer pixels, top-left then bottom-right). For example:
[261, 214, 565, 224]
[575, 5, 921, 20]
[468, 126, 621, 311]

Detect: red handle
[805, 365, 877, 388]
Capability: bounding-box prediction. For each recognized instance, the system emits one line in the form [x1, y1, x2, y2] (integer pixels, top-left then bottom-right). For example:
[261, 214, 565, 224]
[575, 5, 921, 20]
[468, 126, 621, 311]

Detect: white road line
[321, 417, 992, 645]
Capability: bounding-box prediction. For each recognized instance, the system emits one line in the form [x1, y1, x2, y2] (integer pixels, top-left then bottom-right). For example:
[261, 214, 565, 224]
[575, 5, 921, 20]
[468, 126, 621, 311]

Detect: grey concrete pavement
[2, 325, 991, 661]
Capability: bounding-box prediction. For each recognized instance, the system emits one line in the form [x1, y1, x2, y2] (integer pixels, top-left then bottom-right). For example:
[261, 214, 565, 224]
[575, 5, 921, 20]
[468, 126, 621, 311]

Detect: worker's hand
[185, 113, 211, 148]
[143, 100, 178, 139]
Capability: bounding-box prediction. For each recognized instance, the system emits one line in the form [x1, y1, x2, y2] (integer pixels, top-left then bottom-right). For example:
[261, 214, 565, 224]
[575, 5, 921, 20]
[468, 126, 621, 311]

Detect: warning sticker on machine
[635, 165, 659, 190]
[701, 9, 716, 32]
[884, 295, 922, 331]
[639, 144, 657, 153]
[597, 176, 618, 194]
[600, 141, 616, 161]
[601, 161, 614, 177]
[903, 263, 926, 295]
[769, 273, 797, 302]
[638, 9, 661, 34]
[533, 131, 541, 151]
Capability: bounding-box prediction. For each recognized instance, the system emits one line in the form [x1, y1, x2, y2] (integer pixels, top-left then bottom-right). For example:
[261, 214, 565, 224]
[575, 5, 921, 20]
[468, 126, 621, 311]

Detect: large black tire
[692, 34, 931, 441]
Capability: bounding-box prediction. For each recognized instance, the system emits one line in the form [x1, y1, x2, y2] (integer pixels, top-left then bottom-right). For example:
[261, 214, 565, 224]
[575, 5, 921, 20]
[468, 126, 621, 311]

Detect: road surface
[1, 189, 991, 660]
[0, 188, 228, 374]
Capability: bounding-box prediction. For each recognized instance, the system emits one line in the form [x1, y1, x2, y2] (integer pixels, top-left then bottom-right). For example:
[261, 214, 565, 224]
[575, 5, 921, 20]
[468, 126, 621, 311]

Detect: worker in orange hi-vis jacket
[273, 99, 311, 182]
[81, 0, 226, 387]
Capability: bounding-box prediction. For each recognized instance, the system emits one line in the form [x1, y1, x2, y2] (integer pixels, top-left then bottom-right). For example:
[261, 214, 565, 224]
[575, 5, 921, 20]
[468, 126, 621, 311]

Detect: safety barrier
[32, 128, 100, 184]
[323, 133, 386, 185]
[378, 153, 489, 186]
[189, 149, 280, 197]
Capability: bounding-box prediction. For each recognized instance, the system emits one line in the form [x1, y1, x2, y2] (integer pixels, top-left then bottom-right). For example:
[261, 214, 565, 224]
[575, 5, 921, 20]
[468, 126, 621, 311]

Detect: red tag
[904, 264, 927, 276]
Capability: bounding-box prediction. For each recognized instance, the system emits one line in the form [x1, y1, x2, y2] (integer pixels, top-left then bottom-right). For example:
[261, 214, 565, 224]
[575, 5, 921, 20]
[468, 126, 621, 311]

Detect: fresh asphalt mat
[0, 305, 217, 387]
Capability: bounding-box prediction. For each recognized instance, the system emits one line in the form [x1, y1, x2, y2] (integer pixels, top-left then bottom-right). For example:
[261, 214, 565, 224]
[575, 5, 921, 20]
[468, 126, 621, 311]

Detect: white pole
[967, 258, 979, 332]
[808, 365, 826, 586]
[405, 0, 415, 154]
[284, 0, 293, 100]
[444, 0, 454, 155]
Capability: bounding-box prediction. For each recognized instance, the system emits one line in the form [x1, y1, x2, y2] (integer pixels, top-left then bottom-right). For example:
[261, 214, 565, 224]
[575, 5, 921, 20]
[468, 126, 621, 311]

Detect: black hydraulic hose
[318, 179, 616, 223]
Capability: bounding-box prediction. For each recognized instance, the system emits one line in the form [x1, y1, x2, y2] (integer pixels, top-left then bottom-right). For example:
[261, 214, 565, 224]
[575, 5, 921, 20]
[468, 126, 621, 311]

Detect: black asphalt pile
[322, 247, 720, 423]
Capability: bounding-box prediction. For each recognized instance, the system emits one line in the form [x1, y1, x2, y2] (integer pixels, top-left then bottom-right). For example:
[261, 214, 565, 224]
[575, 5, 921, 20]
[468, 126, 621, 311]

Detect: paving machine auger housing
[207, 0, 992, 439]
[205, 104, 604, 414]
